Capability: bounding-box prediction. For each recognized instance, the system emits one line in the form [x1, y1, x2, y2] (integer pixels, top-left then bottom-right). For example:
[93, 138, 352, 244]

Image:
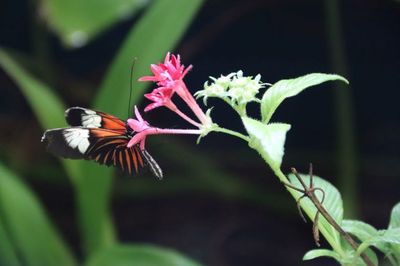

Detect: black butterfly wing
[42, 127, 163, 179]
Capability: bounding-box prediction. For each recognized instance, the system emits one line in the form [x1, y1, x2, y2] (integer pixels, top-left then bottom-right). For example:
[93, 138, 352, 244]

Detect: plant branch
[289, 166, 374, 266]
[212, 126, 250, 142]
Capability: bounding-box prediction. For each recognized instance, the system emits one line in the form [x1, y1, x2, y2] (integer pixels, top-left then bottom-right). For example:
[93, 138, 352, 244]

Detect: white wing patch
[63, 129, 90, 154]
[81, 109, 101, 128]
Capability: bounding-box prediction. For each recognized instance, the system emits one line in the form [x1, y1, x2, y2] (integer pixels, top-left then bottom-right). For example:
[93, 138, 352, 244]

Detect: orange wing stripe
[119, 151, 124, 171]
[103, 150, 111, 164]
[131, 147, 138, 173]
[125, 149, 131, 174]
[91, 129, 123, 138]
[97, 111, 125, 131]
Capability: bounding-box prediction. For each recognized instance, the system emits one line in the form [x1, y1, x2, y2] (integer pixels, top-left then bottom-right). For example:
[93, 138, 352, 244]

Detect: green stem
[324, 0, 359, 218]
[212, 126, 250, 142]
[215, 127, 345, 255]
[273, 168, 345, 255]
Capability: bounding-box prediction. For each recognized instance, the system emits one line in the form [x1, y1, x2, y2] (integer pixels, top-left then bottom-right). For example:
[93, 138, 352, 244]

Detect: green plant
[122, 53, 399, 265]
[1, 0, 397, 264]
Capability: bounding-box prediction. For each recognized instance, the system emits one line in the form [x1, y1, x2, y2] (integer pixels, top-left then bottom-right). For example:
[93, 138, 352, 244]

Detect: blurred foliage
[0, 0, 206, 264]
[85, 245, 203, 266]
[41, 0, 148, 47]
[0, 162, 76, 266]
[1, 0, 396, 264]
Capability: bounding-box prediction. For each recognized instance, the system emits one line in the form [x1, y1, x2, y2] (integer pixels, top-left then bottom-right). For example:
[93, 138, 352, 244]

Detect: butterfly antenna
[127, 57, 138, 118]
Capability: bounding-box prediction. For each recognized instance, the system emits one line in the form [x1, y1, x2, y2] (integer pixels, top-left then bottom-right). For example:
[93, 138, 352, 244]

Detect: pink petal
[144, 92, 160, 101]
[134, 106, 144, 122]
[164, 52, 171, 64]
[139, 76, 158, 82]
[181, 64, 193, 79]
[127, 133, 144, 148]
[144, 102, 162, 112]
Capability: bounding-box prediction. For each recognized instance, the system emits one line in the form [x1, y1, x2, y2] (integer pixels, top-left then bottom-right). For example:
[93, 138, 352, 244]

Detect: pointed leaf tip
[261, 73, 348, 123]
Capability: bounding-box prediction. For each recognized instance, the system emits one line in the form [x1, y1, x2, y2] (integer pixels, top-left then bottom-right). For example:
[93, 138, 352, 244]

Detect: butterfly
[41, 107, 163, 179]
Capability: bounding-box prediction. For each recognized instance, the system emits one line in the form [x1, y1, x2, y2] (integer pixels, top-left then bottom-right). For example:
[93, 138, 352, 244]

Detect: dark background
[1, 0, 399, 265]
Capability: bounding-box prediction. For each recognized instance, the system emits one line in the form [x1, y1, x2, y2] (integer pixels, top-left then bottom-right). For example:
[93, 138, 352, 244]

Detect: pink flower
[143, 87, 174, 112]
[126, 53, 216, 153]
[127, 106, 151, 149]
[139, 53, 192, 88]
[127, 106, 201, 150]
[140, 52, 208, 125]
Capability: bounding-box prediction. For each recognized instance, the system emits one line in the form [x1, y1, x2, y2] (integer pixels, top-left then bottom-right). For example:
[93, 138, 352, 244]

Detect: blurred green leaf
[303, 249, 341, 262]
[88, 0, 203, 254]
[303, 246, 378, 266]
[288, 173, 343, 245]
[0, 48, 115, 255]
[83, 0, 205, 251]
[0, 216, 20, 266]
[74, 162, 115, 255]
[389, 202, 400, 229]
[242, 117, 290, 171]
[41, 0, 148, 47]
[85, 244, 203, 266]
[0, 48, 65, 128]
[0, 162, 76, 266]
[95, 0, 204, 117]
[260, 73, 348, 123]
[0, 48, 82, 183]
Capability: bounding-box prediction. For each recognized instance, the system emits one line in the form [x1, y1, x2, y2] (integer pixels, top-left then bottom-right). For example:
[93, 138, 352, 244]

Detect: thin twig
[286, 166, 374, 266]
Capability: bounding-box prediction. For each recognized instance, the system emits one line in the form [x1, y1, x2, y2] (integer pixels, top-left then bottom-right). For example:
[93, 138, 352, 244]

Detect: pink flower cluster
[127, 53, 209, 150]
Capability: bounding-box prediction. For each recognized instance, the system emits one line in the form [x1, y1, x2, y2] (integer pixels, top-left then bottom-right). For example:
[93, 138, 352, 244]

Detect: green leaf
[0, 48, 115, 255]
[0, 162, 76, 266]
[95, 0, 204, 117]
[242, 117, 290, 171]
[85, 245, 203, 266]
[345, 249, 379, 266]
[303, 249, 341, 262]
[0, 216, 20, 266]
[41, 0, 148, 47]
[0, 48, 84, 183]
[74, 163, 115, 255]
[0, 48, 66, 128]
[389, 202, 400, 229]
[357, 228, 400, 255]
[342, 220, 379, 243]
[377, 228, 400, 245]
[261, 73, 348, 123]
[89, 0, 203, 254]
[288, 173, 343, 245]
[341, 221, 384, 266]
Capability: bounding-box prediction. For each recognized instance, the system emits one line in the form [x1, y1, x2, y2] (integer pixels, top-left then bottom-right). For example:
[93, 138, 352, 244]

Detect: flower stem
[176, 81, 209, 124]
[212, 127, 250, 142]
[169, 105, 202, 128]
[155, 128, 202, 135]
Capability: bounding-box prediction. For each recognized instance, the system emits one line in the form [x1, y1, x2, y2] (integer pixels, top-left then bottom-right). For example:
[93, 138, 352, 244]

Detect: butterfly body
[41, 107, 163, 179]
